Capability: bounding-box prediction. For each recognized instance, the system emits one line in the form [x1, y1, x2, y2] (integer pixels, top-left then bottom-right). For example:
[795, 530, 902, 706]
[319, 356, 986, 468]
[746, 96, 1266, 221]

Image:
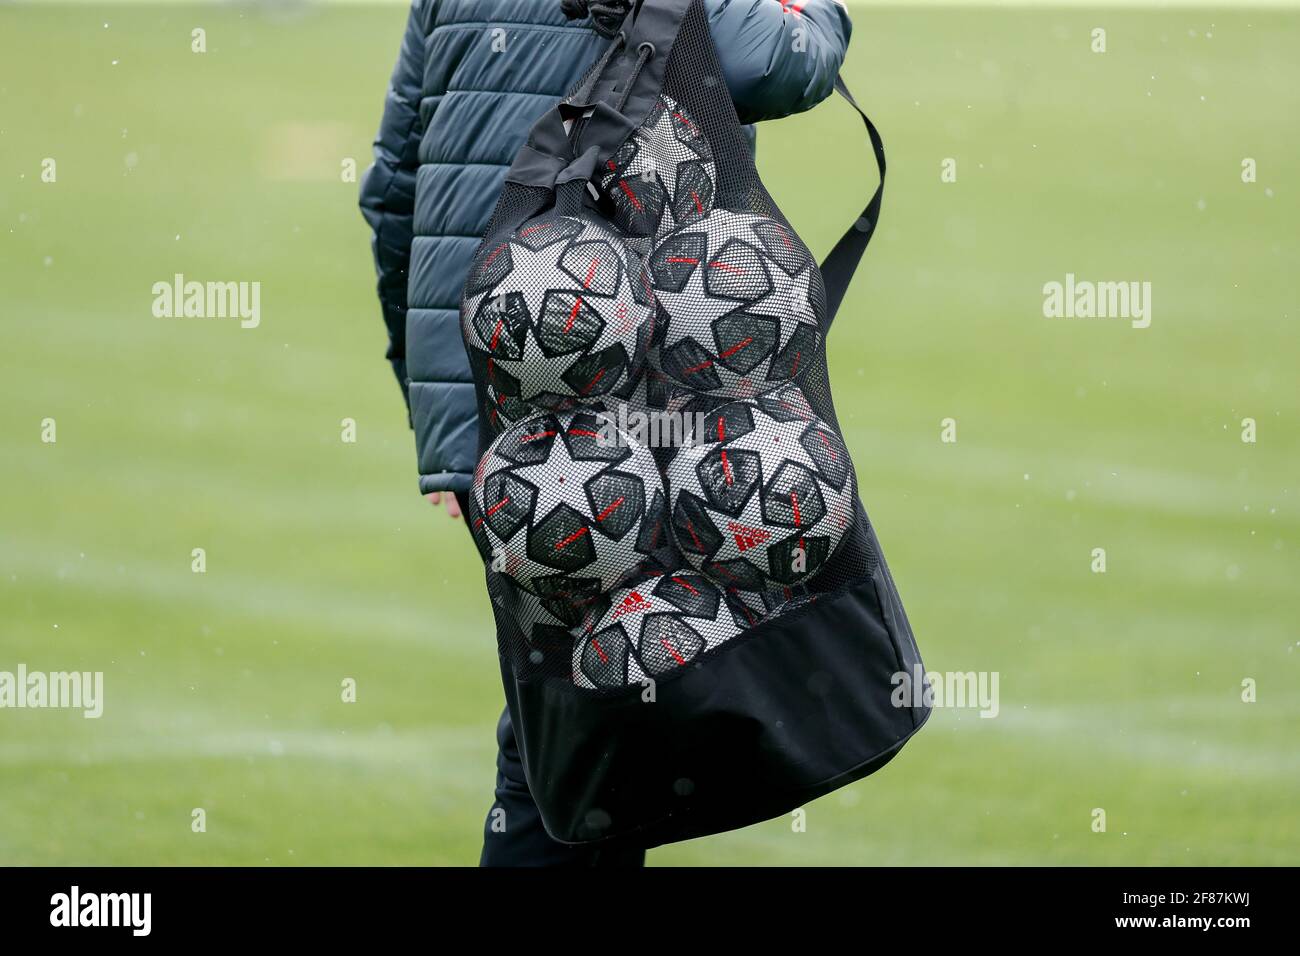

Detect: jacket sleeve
[703, 0, 852, 124]
[359, 0, 430, 420]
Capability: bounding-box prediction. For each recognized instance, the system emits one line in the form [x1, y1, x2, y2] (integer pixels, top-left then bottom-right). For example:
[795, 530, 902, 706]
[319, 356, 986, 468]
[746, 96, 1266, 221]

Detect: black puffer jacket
[360, 0, 852, 492]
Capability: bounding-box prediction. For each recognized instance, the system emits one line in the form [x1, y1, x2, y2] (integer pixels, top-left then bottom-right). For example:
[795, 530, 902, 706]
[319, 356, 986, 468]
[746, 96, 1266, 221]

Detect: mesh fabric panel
[464, 0, 875, 691]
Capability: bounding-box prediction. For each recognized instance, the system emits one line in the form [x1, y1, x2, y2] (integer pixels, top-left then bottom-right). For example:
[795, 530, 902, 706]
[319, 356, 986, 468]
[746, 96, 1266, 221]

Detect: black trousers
[479, 706, 647, 867]
[453, 491, 646, 867]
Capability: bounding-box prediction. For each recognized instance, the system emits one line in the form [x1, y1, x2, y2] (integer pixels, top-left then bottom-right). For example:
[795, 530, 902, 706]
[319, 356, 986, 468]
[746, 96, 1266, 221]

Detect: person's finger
[427, 492, 441, 506]
[446, 495, 463, 519]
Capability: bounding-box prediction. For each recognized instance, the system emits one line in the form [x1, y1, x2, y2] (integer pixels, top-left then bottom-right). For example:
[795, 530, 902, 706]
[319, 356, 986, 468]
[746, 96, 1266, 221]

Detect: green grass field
[1, 2, 1296, 865]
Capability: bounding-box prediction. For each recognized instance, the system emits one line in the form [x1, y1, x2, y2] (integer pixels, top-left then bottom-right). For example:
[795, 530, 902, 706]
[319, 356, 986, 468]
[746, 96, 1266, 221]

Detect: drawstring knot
[560, 0, 634, 39]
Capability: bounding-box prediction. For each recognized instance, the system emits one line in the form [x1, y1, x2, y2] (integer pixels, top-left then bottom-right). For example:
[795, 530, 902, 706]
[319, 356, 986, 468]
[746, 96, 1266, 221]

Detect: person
[359, 0, 852, 867]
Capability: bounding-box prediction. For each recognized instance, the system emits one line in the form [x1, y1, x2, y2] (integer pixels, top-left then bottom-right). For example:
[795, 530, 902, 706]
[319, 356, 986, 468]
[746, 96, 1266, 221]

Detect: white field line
[2, 700, 1294, 783]
[926, 704, 1300, 781]
[0, 533, 490, 652]
[0, 725, 487, 766]
[840, 424, 1298, 526]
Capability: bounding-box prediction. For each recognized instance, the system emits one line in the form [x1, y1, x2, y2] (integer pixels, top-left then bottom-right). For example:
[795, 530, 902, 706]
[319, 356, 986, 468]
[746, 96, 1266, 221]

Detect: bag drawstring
[566, 35, 651, 157]
[582, 30, 628, 101]
[614, 41, 655, 114]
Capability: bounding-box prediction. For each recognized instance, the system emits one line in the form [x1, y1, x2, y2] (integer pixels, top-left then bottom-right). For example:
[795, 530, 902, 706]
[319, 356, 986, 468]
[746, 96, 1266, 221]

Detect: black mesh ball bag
[458, 0, 929, 847]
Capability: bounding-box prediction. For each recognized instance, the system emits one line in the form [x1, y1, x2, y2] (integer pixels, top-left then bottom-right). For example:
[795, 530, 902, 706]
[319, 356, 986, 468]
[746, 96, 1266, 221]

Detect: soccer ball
[612, 362, 692, 415]
[720, 582, 812, 629]
[665, 398, 856, 589]
[461, 213, 655, 410]
[647, 209, 824, 399]
[571, 569, 743, 689]
[493, 572, 592, 655]
[770, 588, 818, 616]
[481, 382, 536, 433]
[495, 575, 599, 658]
[468, 407, 669, 596]
[753, 379, 818, 424]
[597, 94, 716, 239]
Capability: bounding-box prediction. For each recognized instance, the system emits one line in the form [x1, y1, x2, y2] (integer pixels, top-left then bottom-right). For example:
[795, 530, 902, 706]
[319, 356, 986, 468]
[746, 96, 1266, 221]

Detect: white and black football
[665, 398, 856, 590]
[469, 407, 670, 597]
[597, 94, 717, 239]
[461, 213, 655, 410]
[571, 569, 743, 689]
[647, 209, 824, 399]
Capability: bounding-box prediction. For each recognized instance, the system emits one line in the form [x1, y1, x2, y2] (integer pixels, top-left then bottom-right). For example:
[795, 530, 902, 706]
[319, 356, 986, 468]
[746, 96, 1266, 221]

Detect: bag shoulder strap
[819, 75, 886, 327]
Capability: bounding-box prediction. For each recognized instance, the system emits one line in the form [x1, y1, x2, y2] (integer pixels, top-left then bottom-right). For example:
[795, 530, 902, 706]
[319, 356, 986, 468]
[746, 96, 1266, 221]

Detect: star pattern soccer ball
[612, 362, 692, 416]
[481, 382, 536, 434]
[720, 582, 812, 629]
[469, 408, 668, 597]
[648, 209, 825, 399]
[597, 94, 717, 239]
[495, 575, 600, 658]
[665, 399, 856, 590]
[461, 213, 655, 410]
[571, 569, 743, 689]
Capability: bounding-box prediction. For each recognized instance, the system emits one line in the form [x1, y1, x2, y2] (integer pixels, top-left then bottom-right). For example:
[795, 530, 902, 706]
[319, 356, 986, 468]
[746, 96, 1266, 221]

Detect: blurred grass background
[0, 2, 1296, 865]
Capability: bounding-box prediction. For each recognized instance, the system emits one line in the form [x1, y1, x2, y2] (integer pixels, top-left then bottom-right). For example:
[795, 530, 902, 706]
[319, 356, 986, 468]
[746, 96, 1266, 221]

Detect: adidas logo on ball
[666, 394, 857, 589]
[613, 589, 653, 619]
[572, 571, 745, 689]
[727, 521, 772, 552]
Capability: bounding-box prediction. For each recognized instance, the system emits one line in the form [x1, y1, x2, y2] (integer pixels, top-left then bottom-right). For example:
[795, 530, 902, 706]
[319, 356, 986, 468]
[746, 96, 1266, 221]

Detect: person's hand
[426, 491, 463, 520]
